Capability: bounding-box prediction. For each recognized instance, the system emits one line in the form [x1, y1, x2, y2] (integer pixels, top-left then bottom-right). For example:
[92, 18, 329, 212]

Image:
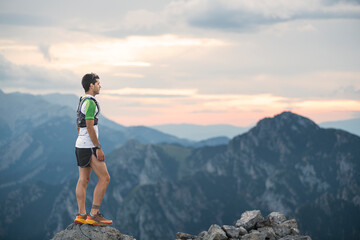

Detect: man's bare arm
[86, 119, 105, 161]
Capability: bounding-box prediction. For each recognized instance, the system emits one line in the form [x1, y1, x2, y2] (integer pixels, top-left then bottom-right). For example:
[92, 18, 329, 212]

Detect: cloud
[100, 88, 360, 115]
[102, 88, 198, 97]
[293, 99, 360, 110]
[324, 0, 360, 5]
[98, 87, 360, 125]
[163, 0, 360, 31]
[113, 73, 144, 78]
[1, 0, 359, 37]
[0, 55, 78, 92]
[0, 34, 226, 76]
[0, 13, 56, 27]
[38, 43, 51, 62]
[332, 85, 360, 99]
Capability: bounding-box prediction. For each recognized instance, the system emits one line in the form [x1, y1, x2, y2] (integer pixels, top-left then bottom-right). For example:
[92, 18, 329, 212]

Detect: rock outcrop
[176, 210, 311, 240]
[51, 223, 136, 240]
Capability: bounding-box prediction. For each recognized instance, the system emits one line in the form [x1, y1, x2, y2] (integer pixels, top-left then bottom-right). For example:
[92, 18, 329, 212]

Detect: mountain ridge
[0, 90, 228, 148]
[150, 123, 251, 141]
[0, 108, 359, 240]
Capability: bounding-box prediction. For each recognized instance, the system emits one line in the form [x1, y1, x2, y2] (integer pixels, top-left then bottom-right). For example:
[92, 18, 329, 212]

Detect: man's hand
[96, 148, 105, 161]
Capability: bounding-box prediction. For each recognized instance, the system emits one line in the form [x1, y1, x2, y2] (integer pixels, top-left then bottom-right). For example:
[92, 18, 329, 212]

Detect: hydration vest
[76, 96, 100, 128]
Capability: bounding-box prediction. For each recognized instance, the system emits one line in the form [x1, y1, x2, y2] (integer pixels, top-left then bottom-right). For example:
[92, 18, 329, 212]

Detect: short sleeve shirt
[84, 98, 96, 120]
[75, 95, 99, 148]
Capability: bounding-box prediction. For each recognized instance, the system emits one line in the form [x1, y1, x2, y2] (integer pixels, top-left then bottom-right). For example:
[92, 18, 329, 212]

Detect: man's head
[82, 73, 101, 95]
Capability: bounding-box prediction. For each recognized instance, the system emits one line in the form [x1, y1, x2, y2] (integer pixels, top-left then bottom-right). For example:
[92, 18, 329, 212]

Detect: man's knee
[78, 176, 90, 186]
[100, 174, 110, 185]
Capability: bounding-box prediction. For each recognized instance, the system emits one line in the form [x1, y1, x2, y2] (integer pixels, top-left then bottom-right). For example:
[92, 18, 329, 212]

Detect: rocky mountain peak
[51, 223, 135, 240]
[254, 111, 319, 134]
[230, 111, 321, 154]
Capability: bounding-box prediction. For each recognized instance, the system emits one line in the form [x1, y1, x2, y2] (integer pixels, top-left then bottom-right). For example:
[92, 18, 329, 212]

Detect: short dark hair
[82, 73, 100, 92]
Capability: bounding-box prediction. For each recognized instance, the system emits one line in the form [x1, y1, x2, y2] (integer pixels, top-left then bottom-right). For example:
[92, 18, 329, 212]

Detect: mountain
[0, 90, 201, 147]
[0, 111, 359, 240]
[0, 90, 216, 194]
[150, 123, 250, 141]
[0, 90, 176, 188]
[320, 118, 360, 137]
[111, 112, 360, 240]
[193, 136, 230, 148]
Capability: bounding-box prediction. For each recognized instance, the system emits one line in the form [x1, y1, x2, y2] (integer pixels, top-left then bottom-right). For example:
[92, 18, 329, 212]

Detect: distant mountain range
[319, 118, 360, 137]
[0, 89, 230, 191]
[150, 124, 251, 141]
[0, 98, 359, 240]
[0, 90, 230, 149]
[6, 89, 358, 141]
[150, 118, 360, 141]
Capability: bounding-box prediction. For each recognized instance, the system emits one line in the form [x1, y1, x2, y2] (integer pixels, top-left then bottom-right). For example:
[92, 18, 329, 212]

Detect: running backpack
[76, 96, 100, 127]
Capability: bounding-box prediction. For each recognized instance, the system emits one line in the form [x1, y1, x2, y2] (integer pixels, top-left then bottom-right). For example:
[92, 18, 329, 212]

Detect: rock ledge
[51, 223, 136, 240]
[177, 210, 311, 240]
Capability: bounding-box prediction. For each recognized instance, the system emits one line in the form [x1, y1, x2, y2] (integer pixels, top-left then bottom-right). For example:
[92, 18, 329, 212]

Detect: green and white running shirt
[75, 95, 100, 148]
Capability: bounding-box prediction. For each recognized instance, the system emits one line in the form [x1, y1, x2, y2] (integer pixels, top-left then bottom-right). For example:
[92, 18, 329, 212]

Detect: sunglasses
[91, 72, 100, 80]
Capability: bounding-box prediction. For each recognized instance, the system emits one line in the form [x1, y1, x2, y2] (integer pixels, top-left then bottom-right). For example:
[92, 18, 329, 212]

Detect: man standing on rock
[74, 73, 112, 226]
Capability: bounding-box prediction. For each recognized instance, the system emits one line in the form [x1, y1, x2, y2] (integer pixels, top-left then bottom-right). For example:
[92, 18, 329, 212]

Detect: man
[74, 73, 112, 226]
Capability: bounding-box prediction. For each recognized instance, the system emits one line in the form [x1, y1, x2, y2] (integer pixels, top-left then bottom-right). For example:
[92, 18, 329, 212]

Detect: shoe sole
[74, 219, 86, 224]
[85, 219, 112, 226]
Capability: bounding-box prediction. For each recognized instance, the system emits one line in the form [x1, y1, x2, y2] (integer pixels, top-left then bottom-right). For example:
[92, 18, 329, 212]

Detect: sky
[0, 0, 360, 126]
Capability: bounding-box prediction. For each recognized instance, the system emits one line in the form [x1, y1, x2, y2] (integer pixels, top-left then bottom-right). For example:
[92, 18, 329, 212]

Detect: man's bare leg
[89, 154, 110, 215]
[76, 166, 91, 214]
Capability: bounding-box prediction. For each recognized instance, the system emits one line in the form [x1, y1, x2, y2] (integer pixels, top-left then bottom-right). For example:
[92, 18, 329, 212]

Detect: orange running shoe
[85, 212, 112, 226]
[74, 213, 87, 224]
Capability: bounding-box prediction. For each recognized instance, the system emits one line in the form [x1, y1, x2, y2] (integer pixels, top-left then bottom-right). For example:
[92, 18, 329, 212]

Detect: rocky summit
[176, 210, 311, 240]
[51, 223, 136, 240]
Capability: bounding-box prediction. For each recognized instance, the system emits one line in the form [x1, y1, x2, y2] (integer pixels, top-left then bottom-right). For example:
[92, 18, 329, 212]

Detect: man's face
[92, 79, 101, 95]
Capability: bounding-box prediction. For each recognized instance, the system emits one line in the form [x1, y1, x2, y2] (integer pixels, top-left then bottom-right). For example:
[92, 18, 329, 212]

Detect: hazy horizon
[3, 87, 360, 130]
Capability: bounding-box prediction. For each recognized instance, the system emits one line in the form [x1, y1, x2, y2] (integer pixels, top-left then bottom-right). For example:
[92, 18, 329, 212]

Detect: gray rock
[273, 224, 291, 238]
[173, 211, 310, 240]
[205, 224, 228, 240]
[51, 223, 136, 240]
[239, 226, 248, 236]
[257, 212, 287, 229]
[283, 219, 298, 229]
[177, 232, 197, 239]
[236, 210, 263, 231]
[199, 231, 208, 237]
[195, 231, 208, 240]
[273, 219, 298, 238]
[241, 231, 266, 240]
[279, 236, 312, 240]
[266, 212, 287, 225]
[255, 219, 269, 229]
[257, 227, 276, 240]
[222, 225, 240, 238]
[291, 228, 300, 235]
